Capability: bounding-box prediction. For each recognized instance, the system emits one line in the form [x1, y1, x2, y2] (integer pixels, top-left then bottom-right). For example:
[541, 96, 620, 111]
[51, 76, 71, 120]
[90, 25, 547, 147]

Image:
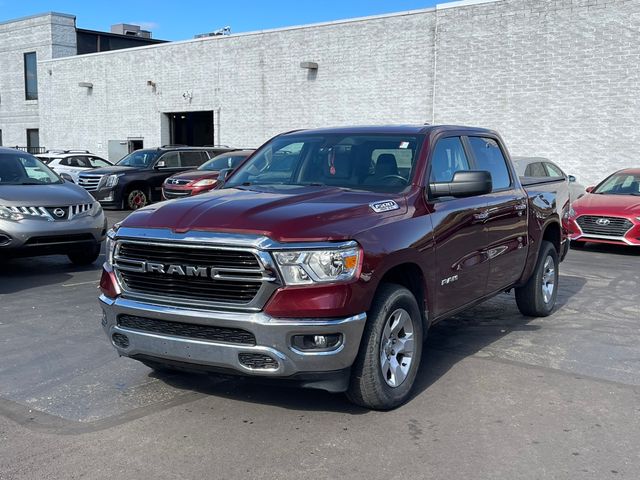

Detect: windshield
[225, 133, 423, 193]
[117, 150, 159, 167]
[594, 172, 640, 196]
[0, 152, 63, 185]
[199, 154, 249, 172]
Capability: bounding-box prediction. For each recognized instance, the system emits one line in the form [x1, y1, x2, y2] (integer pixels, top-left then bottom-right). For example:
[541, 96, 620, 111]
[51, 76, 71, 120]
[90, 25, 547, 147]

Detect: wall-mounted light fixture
[300, 61, 319, 70]
[78, 82, 93, 89]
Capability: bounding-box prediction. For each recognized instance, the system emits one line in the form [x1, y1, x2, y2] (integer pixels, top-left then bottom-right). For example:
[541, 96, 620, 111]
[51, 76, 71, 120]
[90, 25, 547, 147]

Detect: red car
[162, 150, 254, 199]
[566, 168, 640, 247]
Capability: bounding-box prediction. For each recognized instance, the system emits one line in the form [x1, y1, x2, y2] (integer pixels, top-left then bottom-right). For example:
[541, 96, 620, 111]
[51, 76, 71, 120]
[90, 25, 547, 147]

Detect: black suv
[78, 146, 236, 209]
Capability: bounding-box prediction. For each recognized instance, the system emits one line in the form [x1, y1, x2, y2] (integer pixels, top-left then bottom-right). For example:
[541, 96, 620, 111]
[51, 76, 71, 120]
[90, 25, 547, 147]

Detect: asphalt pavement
[0, 210, 638, 479]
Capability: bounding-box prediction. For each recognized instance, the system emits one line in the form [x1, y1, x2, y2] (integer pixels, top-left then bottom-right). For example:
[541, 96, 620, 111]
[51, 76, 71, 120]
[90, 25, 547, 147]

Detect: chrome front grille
[576, 216, 633, 237]
[113, 240, 278, 310]
[166, 179, 191, 186]
[6, 204, 93, 221]
[163, 188, 192, 199]
[78, 174, 104, 191]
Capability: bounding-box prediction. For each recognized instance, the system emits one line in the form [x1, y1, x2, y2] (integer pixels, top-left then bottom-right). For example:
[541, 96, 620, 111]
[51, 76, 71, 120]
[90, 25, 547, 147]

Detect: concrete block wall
[37, 0, 640, 185]
[433, 0, 640, 185]
[0, 13, 76, 147]
[39, 11, 435, 160]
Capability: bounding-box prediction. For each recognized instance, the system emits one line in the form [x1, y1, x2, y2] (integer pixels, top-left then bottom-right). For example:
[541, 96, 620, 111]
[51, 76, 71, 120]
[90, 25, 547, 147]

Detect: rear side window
[429, 137, 470, 183]
[468, 137, 511, 190]
[181, 151, 206, 167]
[544, 162, 564, 178]
[525, 162, 547, 177]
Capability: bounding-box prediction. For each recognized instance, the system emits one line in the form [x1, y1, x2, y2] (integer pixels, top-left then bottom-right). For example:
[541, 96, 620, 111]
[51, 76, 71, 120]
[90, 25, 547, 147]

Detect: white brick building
[4, 0, 640, 185]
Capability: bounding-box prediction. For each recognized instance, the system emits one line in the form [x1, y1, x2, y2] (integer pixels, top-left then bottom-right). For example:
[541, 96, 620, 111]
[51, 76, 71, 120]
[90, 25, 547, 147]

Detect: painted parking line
[61, 280, 100, 287]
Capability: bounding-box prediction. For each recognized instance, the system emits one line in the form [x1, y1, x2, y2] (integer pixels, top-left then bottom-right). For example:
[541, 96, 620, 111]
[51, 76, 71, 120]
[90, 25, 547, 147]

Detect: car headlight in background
[193, 179, 217, 187]
[0, 206, 24, 221]
[105, 230, 116, 265]
[273, 245, 361, 285]
[99, 174, 123, 189]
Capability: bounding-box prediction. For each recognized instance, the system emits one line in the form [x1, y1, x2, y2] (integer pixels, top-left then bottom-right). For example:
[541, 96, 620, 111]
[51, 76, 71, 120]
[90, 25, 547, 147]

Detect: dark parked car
[78, 146, 236, 209]
[99, 125, 569, 410]
[162, 150, 254, 199]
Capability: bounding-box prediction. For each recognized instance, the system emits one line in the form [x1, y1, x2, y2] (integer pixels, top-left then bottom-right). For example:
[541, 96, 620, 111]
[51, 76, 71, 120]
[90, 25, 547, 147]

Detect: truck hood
[573, 193, 640, 216]
[120, 185, 408, 242]
[0, 182, 94, 206]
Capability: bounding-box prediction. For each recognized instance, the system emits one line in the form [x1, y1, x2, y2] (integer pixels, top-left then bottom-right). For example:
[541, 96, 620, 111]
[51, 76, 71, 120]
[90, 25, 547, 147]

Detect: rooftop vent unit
[110, 23, 152, 39]
[194, 26, 231, 39]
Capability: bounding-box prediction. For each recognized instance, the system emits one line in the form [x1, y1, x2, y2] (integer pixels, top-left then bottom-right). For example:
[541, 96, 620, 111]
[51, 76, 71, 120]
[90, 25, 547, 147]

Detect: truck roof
[280, 124, 498, 137]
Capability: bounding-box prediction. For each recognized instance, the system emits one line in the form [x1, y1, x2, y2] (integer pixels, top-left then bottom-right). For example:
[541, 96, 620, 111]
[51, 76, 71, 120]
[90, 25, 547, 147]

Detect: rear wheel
[347, 283, 423, 410]
[126, 187, 149, 210]
[515, 240, 559, 317]
[68, 242, 101, 265]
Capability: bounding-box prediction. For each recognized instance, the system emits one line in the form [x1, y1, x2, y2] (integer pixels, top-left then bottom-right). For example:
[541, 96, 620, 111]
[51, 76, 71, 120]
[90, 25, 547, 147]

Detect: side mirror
[215, 168, 233, 188]
[155, 160, 166, 169]
[60, 172, 74, 183]
[586, 186, 595, 193]
[429, 170, 492, 199]
[568, 175, 576, 183]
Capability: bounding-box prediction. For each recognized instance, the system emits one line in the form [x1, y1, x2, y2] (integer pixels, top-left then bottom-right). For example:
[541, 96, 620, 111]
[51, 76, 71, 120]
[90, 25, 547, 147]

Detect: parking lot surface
[1, 210, 639, 479]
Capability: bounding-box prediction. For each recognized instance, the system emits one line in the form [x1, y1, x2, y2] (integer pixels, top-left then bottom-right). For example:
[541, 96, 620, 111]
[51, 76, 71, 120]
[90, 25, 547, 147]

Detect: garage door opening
[168, 111, 213, 146]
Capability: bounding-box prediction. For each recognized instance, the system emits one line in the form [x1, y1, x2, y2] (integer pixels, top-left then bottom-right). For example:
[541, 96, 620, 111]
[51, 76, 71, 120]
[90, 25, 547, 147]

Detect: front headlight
[105, 230, 116, 266]
[0, 206, 24, 221]
[273, 245, 361, 285]
[92, 201, 103, 217]
[100, 174, 122, 189]
[564, 207, 576, 219]
[193, 179, 217, 187]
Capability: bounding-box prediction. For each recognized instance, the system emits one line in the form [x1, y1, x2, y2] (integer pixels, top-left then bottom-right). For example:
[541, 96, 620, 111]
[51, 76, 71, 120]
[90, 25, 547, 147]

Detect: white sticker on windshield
[370, 200, 400, 213]
[399, 141, 410, 149]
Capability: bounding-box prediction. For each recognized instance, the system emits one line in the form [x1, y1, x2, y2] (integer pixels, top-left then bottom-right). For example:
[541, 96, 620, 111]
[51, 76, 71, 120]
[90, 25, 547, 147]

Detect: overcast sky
[0, 0, 457, 40]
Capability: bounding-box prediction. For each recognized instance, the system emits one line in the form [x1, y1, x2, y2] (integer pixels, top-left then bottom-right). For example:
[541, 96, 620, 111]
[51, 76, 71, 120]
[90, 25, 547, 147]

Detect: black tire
[68, 242, 101, 265]
[515, 240, 559, 317]
[125, 187, 150, 210]
[347, 283, 423, 410]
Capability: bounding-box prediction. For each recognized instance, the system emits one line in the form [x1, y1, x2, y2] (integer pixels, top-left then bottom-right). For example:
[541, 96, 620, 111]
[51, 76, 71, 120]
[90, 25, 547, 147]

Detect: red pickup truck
[99, 125, 569, 409]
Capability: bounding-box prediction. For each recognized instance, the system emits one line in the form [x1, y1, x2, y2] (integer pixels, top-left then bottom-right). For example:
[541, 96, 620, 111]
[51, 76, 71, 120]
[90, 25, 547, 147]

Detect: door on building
[168, 111, 214, 146]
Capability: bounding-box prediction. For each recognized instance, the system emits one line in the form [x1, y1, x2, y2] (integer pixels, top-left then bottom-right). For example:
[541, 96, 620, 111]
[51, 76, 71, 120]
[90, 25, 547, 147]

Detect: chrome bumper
[100, 296, 366, 377]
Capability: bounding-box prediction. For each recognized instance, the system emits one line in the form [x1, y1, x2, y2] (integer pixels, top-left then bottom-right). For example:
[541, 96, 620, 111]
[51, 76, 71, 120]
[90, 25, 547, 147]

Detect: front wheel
[515, 240, 559, 317]
[347, 283, 423, 410]
[126, 188, 149, 210]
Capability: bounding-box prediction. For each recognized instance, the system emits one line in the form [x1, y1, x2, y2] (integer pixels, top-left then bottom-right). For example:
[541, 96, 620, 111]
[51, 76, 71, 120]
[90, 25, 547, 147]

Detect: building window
[27, 129, 40, 153]
[24, 52, 38, 100]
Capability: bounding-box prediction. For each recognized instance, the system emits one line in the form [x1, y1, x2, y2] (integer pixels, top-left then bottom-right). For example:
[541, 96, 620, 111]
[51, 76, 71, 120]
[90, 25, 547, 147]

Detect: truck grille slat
[576, 216, 633, 237]
[118, 314, 256, 345]
[118, 244, 260, 269]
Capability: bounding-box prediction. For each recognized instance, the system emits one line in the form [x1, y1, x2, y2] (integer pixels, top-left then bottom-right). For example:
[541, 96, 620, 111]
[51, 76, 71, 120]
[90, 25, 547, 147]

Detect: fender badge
[369, 200, 399, 213]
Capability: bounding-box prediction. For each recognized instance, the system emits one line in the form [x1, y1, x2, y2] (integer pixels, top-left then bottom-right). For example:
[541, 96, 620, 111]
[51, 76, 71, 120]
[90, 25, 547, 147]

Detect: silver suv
[0, 148, 107, 264]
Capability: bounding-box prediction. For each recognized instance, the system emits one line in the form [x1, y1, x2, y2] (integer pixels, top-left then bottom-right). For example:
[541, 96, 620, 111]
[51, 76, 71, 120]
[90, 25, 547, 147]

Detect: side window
[89, 157, 110, 168]
[70, 156, 89, 167]
[159, 152, 181, 167]
[429, 137, 470, 183]
[59, 158, 71, 167]
[526, 162, 547, 177]
[544, 162, 564, 178]
[468, 137, 511, 190]
[181, 151, 206, 167]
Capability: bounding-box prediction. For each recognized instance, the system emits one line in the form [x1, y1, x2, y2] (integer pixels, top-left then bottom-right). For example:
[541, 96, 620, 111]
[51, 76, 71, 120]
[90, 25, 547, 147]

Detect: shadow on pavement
[150, 273, 587, 413]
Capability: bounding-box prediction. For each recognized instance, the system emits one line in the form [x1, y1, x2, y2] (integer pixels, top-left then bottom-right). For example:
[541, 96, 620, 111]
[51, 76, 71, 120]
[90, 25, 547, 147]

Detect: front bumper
[90, 187, 121, 209]
[0, 213, 107, 255]
[100, 296, 366, 385]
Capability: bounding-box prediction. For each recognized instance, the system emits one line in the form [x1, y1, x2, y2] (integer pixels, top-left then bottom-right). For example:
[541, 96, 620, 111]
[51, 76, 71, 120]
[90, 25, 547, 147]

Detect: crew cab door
[467, 136, 528, 292]
[427, 136, 490, 317]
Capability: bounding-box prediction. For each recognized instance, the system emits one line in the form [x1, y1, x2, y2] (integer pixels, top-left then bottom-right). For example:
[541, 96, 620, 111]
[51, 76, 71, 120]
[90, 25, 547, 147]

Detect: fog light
[112, 333, 129, 349]
[292, 334, 342, 352]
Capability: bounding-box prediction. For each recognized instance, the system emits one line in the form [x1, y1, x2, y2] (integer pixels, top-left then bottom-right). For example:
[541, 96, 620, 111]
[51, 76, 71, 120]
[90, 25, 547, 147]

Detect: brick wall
[38, 1, 640, 185]
[0, 13, 76, 147]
